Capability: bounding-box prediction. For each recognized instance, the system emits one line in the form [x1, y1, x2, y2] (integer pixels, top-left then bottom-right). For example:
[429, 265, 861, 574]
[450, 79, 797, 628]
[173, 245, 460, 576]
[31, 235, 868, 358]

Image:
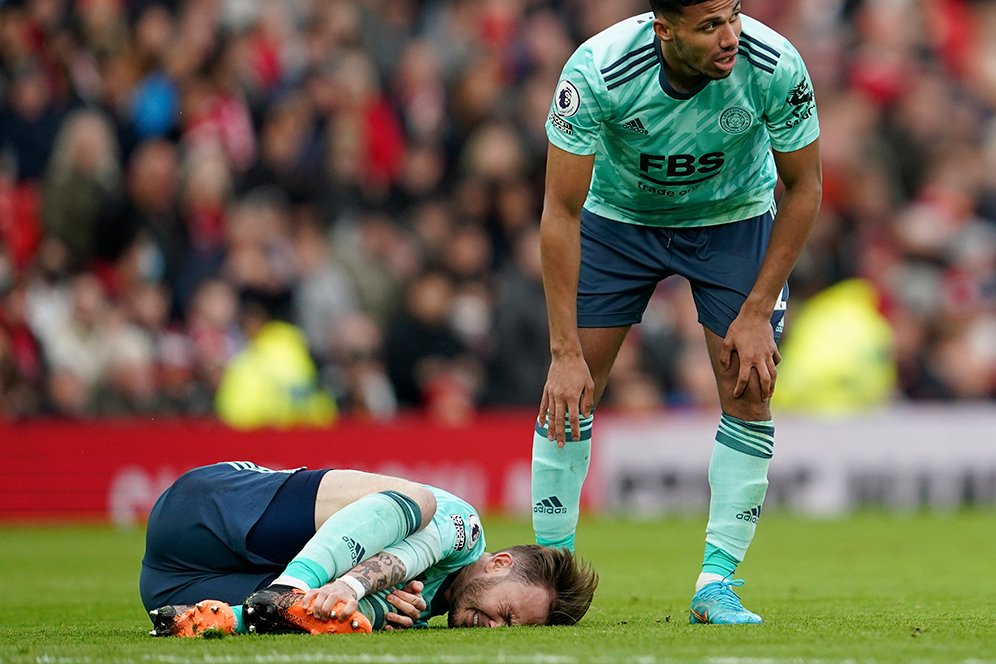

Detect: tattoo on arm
[346, 552, 408, 594]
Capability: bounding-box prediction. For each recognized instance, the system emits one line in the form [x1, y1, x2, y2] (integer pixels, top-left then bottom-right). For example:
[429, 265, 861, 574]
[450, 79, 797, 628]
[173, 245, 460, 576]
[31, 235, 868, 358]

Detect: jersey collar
[430, 569, 462, 617]
[654, 36, 710, 100]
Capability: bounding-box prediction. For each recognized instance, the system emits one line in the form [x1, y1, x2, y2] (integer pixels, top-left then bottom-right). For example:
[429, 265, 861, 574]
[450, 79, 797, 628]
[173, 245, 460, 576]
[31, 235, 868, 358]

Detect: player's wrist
[550, 341, 584, 359]
[739, 297, 775, 319]
[338, 575, 366, 601]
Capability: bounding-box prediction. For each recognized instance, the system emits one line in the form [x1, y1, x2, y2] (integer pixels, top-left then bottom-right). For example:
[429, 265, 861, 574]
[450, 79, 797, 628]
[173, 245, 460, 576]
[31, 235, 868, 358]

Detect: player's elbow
[782, 171, 822, 211]
[541, 194, 585, 225]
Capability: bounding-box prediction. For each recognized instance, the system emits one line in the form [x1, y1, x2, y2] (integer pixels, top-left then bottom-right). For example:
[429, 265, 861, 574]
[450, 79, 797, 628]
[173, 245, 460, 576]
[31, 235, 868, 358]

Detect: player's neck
[660, 48, 704, 93]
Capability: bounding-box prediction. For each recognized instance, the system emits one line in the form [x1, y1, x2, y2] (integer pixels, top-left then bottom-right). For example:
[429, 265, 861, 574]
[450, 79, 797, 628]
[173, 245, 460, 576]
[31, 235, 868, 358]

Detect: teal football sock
[357, 593, 398, 630]
[531, 413, 592, 551]
[231, 604, 246, 634]
[273, 490, 422, 589]
[703, 414, 773, 572]
[701, 541, 740, 579]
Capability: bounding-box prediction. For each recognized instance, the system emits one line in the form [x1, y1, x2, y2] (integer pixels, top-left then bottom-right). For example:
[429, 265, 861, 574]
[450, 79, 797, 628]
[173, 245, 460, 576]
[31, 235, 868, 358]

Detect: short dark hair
[649, 0, 713, 17]
[501, 545, 599, 626]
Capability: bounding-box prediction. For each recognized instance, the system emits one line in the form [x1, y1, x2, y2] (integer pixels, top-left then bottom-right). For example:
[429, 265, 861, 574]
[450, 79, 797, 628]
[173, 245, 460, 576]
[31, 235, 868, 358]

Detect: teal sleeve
[381, 522, 444, 580]
[546, 44, 606, 155]
[764, 42, 820, 152]
[425, 487, 486, 569]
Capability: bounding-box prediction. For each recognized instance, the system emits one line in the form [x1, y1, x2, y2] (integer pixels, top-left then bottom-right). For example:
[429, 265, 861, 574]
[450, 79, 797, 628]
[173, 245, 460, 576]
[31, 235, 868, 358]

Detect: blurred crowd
[1, 0, 994, 425]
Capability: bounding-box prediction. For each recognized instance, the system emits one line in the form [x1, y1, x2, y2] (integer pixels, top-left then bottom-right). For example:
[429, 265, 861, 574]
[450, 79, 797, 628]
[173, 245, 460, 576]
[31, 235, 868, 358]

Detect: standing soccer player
[531, 0, 821, 624]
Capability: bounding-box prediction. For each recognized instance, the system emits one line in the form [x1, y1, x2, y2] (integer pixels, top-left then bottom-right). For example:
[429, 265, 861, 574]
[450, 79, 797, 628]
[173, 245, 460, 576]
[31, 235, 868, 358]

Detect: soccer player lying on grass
[141, 461, 598, 637]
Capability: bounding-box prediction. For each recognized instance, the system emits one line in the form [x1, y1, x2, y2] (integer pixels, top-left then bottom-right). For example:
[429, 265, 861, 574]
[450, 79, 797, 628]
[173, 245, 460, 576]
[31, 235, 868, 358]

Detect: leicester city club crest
[720, 106, 752, 134]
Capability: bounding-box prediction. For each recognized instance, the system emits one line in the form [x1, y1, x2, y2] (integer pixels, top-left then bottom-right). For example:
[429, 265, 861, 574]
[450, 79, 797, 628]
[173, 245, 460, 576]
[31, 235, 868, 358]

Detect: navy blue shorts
[577, 208, 788, 339]
[139, 462, 329, 611]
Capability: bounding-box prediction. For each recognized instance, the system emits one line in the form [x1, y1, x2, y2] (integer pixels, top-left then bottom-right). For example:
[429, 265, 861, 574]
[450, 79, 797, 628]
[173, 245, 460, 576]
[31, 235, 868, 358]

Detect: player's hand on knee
[304, 580, 360, 621]
[723, 314, 779, 399]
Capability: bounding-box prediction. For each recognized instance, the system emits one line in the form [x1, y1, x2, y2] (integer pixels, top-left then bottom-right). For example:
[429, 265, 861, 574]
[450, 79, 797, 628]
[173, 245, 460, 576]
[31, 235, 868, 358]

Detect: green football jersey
[362, 484, 485, 627]
[546, 13, 820, 228]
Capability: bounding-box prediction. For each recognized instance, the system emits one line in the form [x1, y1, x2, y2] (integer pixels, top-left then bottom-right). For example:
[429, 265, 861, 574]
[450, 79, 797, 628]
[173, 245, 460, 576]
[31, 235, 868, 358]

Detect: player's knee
[723, 401, 770, 422]
[399, 484, 437, 530]
[416, 489, 437, 529]
[720, 385, 770, 421]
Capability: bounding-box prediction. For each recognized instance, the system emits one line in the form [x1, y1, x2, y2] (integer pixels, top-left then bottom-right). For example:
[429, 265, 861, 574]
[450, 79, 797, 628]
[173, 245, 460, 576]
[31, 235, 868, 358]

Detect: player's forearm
[343, 551, 409, 597]
[743, 182, 822, 318]
[540, 205, 583, 356]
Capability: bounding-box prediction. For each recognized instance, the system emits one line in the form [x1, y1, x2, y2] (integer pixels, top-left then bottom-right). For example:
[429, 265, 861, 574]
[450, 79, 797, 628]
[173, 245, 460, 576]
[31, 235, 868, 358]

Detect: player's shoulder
[738, 14, 804, 75]
[423, 484, 485, 556]
[574, 13, 658, 82]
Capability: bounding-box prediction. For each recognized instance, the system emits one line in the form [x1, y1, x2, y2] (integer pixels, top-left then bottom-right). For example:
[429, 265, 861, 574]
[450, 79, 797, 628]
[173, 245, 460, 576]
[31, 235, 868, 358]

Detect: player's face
[655, 0, 742, 88]
[447, 575, 553, 628]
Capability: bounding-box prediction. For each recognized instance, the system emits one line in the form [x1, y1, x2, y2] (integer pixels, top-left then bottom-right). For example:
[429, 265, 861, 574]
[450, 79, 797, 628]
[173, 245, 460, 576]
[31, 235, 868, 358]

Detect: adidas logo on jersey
[342, 536, 366, 565]
[621, 118, 649, 135]
[534, 496, 567, 515]
[736, 506, 762, 524]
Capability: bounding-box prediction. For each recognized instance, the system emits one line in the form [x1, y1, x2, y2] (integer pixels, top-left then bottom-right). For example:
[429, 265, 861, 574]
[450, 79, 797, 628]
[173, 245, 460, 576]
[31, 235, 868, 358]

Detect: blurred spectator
[323, 50, 405, 200]
[239, 91, 322, 207]
[390, 39, 447, 144]
[0, 64, 65, 182]
[121, 279, 206, 414]
[772, 279, 897, 416]
[222, 189, 297, 303]
[442, 221, 494, 358]
[385, 267, 483, 420]
[486, 226, 548, 406]
[41, 109, 122, 271]
[173, 145, 231, 308]
[292, 209, 360, 360]
[0, 280, 44, 420]
[215, 297, 336, 430]
[333, 210, 421, 328]
[0, 0, 992, 421]
[0, 151, 42, 272]
[128, 3, 180, 139]
[90, 317, 160, 416]
[179, 36, 256, 172]
[96, 138, 185, 303]
[41, 273, 114, 415]
[322, 311, 397, 421]
[185, 277, 241, 393]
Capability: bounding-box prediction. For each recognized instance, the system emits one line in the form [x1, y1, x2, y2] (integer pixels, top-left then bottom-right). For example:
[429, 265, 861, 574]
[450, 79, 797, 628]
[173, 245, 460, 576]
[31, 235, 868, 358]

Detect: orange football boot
[148, 600, 237, 637]
[243, 586, 373, 635]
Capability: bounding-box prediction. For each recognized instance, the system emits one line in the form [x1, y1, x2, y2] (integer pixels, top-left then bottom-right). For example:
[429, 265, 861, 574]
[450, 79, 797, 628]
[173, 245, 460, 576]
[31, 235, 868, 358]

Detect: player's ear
[653, 18, 674, 42]
[485, 551, 515, 572]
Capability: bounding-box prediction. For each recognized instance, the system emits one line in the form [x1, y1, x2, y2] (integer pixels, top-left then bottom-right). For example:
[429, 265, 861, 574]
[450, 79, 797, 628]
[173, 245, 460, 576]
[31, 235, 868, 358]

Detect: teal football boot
[689, 579, 762, 624]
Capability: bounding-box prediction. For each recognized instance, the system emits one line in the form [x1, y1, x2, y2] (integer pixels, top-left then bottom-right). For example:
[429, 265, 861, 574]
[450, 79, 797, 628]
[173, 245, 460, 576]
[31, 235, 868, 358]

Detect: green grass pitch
[1, 511, 994, 663]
